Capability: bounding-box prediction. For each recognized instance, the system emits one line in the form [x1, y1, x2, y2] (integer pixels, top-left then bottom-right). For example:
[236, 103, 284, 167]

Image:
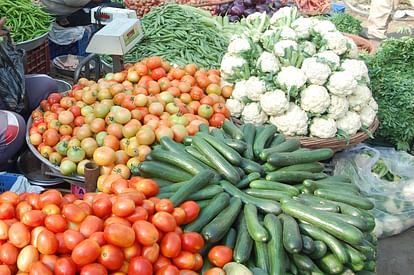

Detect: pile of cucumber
[138, 120, 378, 275]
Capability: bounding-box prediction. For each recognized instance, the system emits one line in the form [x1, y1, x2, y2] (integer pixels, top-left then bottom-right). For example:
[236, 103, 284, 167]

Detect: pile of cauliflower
[221, 7, 378, 139]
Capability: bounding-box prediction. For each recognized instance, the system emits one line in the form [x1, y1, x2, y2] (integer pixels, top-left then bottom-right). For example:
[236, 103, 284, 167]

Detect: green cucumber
[188, 185, 223, 201]
[267, 149, 334, 166]
[156, 192, 173, 199]
[250, 180, 299, 195]
[221, 180, 281, 214]
[270, 134, 286, 147]
[263, 162, 278, 172]
[303, 180, 360, 193]
[298, 223, 349, 264]
[234, 214, 254, 263]
[236, 172, 261, 189]
[240, 158, 265, 175]
[310, 265, 324, 275]
[225, 139, 247, 154]
[254, 240, 270, 273]
[365, 263, 376, 273]
[253, 124, 278, 158]
[296, 194, 340, 213]
[245, 189, 292, 202]
[198, 133, 242, 166]
[329, 213, 374, 232]
[314, 189, 374, 210]
[192, 136, 240, 184]
[291, 254, 314, 271]
[152, 178, 174, 187]
[242, 123, 256, 160]
[185, 193, 230, 232]
[302, 235, 315, 254]
[319, 175, 352, 183]
[344, 243, 366, 265]
[159, 181, 188, 193]
[199, 123, 210, 133]
[185, 146, 216, 169]
[202, 197, 242, 243]
[201, 258, 213, 274]
[277, 162, 324, 173]
[223, 119, 244, 140]
[259, 139, 301, 161]
[150, 149, 206, 175]
[196, 200, 212, 209]
[138, 161, 193, 182]
[236, 167, 246, 179]
[222, 227, 237, 249]
[308, 240, 327, 259]
[211, 128, 226, 140]
[251, 267, 268, 275]
[290, 262, 299, 275]
[169, 170, 214, 207]
[159, 136, 186, 153]
[318, 254, 343, 274]
[279, 214, 302, 254]
[266, 171, 327, 184]
[264, 214, 285, 275]
[183, 136, 193, 146]
[334, 201, 366, 217]
[244, 204, 269, 242]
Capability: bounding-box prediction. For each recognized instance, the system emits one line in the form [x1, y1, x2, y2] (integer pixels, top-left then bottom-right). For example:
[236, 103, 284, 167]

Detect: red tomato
[0, 265, 10, 275]
[147, 56, 162, 70]
[193, 253, 203, 271]
[0, 203, 15, 219]
[132, 220, 159, 246]
[17, 245, 39, 272]
[8, 222, 30, 248]
[104, 223, 135, 248]
[104, 216, 131, 227]
[123, 243, 141, 261]
[151, 67, 167, 81]
[80, 263, 108, 275]
[37, 229, 58, 255]
[117, 190, 144, 206]
[181, 232, 205, 253]
[43, 129, 60, 147]
[0, 192, 19, 205]
[0, 242, 18, 265]
[152, 211, 177, 233]
[179, 270, 199, 275]
[71, 239, 101, 266]
[55, 233, 71, 254]
[40, 254, 58, 271]
[171, 208, 186, 226]
[63, 230, 85, 251]
[172, 251, 196, 270]
[209, 113, 226, 128]
[0, 220, 8, 240]
[126, 206, 148, 223]
[90, 231, 106, 246]
[155, 199, 174, 213]
[128, 256, 153, 275]
[204, 267, 226, 275]
[142, 200, 155, 216]
[62, 204, 87, 223]
[80, 215, 104, 238]
[179, 201, 200, 224]
[98, 244, 124, 271]
[31, 226, 47, 248]
[153, 255, 171, 272]
[207, 245, 233, 267]
[140, 243, 159, 263]
[48, 93, 62, 105]
[54, 257, 77, 275]
[92, 197, 112, 219]
[134, 179, 160, 198]
[155, 265, 179, 275]
[42, 203, 61, 215]
[45, 214, 67, 233]
[160, 232, 181, 258]
[29, 261, 53, 275]
[21, 210, 46, 227]
[112, 198, 135, 217]
[39, 190, 63, 208]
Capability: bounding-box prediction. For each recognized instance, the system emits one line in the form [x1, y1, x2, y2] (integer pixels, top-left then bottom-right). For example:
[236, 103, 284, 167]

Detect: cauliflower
[315, 50, 341, 70]
[312, 19, 337, 35]
[341, 59, 370, 82]
[323, 31, 349, 55]
[369, 98, 379, 112]
[327, 71, 358, 96]
[241, 102, 268, 125]
[336, 111, 362, 135]
[310, 117, 337, 138]
[269, 103, 308, 136]
[273, 40, 298, 57]
[328, 95, 349, 119]
[344, 37, 359, 59]
[232, 80, 248, 100]
[359, 105, 376, 127]
[245, 76, 266, 101]
[257, 51, 280, 74]
[259, 90, 289, 116]
[300, 85, 331, 114]
[220, 53, 247, 79]
[260, 29, 282, 52]
[300, 41, 317, 57]
[292, 17, 314, 39]
[347, 85, 372, 112]
[227, 36, 251, 54]
[301, 57, 331, 85]
[269, 6, 298, 26]
[226, 99, 245, 118]
[277, 26, 297, 40]
[277, 66, 307, 91]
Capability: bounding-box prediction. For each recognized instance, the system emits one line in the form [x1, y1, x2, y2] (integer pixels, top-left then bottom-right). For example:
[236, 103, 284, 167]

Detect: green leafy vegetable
[326, 13, 363, 35]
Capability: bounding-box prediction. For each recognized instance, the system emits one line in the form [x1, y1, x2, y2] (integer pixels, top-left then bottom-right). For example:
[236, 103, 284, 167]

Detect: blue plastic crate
[331, 3, 346, 13]
[49, 29, 92, 59]
[0, 173, 19, 192]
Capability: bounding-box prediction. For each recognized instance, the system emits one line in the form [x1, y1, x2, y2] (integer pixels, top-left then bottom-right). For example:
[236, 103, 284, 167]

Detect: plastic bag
[333, 144, 414, 238]
[0, 172, 44, 194]
[48, 22, 88, 45]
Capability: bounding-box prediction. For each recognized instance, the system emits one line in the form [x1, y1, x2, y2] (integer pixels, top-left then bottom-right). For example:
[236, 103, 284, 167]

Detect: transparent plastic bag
[332, 144, 414, 238]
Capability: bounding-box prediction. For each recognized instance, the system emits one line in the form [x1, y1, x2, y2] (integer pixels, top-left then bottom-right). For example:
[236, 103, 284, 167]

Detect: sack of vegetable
[333, 144, 414, 238]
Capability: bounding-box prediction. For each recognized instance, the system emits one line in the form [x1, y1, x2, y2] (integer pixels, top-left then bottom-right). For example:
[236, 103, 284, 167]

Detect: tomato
[179, 201, 200, 224]
[36, 229, 58, 255]
[209, 113, 226, 128]
[8, 222, 30, 248]
[104, 217, 130, 228]
[151, 211, 176, 233]
[197, 104, 214, 119]
[151, 67, 166, 81]
[204, 267, 225, 275]
[193, 253, 203, 271]
[29, 261, 53, 275]
[142, 243, 160, 263]
[94, 146, 116, 166]
[40, 254, 58, 271]
[0, 242, 18, 265]
[160, 232, 181, 258]
[98, 244, 124, 271]
[147, 56, 162, 70]
[0, 265, 10, 275]
[179, 270, 198, 275]
[60, 160, 77, 176]
[94, 103, 111, 118]
[80, 263, 108, 275]
[21, 210, 46, 227]
[123, 243, 141, 261]
[153, 255, 171, 272]
[0, 203, 15, 219]
[180, 232, 205, 254]
[117, 190, 144, 205]
[156, 265, 180, 275]
[141, 199, 155, 216]
[132, 220, 159, 246]
[90, 232, 106, 247]
[134, 63, 148, 76]
[126, 206, 148, 223]
[44, 214, 67, 233]
[58, 110, 75, 125]
[171, 208, 186, 226]
[80, 216, 104, 238]
[48, 93, 62, 105]
[71, 239, 101, 266]
[54, 257, 77, 275]
[63, 230, 85, 251]
[62, 204, 87, 223]
[104, 223, 135, 248]
[39, 190, 63, 208]
[128, 256, 153, 275]
[92, 197, 112, 218]
[17, 245, 39, 272]
[207, 245, 233, 268]
[55, 233, 71, 254]
[43, 129, 60, 147]
[66, 146, 87, 164]
[172, 251, 196, 270]
[111, 164, 131, 179]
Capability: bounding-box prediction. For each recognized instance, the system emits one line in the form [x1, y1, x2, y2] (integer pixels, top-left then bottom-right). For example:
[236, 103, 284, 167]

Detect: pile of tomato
[28, 56, 233, 178]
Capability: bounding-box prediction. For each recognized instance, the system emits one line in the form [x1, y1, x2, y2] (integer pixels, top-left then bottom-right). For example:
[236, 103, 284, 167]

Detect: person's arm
[0, 18, 8, 38]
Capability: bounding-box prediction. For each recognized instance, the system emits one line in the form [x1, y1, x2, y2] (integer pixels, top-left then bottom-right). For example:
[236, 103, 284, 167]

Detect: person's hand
[0, 18, 8, 37]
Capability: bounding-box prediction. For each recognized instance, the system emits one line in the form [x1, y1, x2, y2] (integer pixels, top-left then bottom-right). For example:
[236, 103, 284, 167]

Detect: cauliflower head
[315, 50, 341, 70]
[369, 98, 379, 112]
[246, 76, 267, 101]
[344, 37, 359, 59]
[241, 102, 268, 125]
[226, 99, 245, 118]
[227, 36, 251, 54]
[260, 90, 289, 116]
[312, 19, 337, 35]
[270, 6, 297, 26]
[328, 95, 349, 119]
[261, 29, 282, 52]
[336, 111, 362, 135]
[300, 85, 331, 114]
[232, 80, 248, 100]
[277, 66, 307, 91]
[300, 41, 317, 57]
[323, 31, 349, 55]
[310, 117, 337, 138]
[340, 59, 370, 82]
[292, 17, 314, 39]
[347, 85, 372, 112]
[359, 105, 377, 127]
[277, 26, 298, 40]
[327, 71, 358, 96]
[301, 57, 332, 85]
[269, 103, 308, 136]
[220, 53, 247, 79]
[274, 40, 298, 57]
[257, 51, 280, 74]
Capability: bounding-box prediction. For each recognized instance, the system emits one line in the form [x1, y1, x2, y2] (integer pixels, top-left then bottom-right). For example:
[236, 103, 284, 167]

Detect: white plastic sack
[332, 144, 414, 238]
[0, 173, 44, 194]
[48, 23, 87, 46]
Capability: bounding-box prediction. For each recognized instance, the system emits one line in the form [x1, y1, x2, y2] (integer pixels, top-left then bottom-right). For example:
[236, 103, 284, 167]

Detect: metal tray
[16, 32, 49, 52]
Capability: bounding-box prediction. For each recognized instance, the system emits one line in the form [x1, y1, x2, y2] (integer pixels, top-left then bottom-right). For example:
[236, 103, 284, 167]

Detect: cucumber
[302, 235, 315, 254]
[242, 123, 256, 160]
[270, 134, 286, 147]
[199, 123, 210, 133]
[225, 139, 247, 154]
[197, 200, 212, 209]
[290, 262, 298, 275]
[319, 175, 352, 183]
[310, 265, 324, 275]
[296, 194, 340, 213]
[185, 146, 216, 169]
[314, 189, 374, 210]
[152, 178, 174, 187]
[263, 162, 278, 172]
[192, 136, 240, 184]
[308, 240, 327, 259]
[245, 189, 292, 202]
[266, 171, 327, 184]
[236, 172, 261, 189]
[156, 192, 173, 199]
[279, 214, 302, 254]
[221, 180, 281, 214]
[250, 180, 299, 196]
[277, 162, 324, 173]
[244, 204, 269, 242]
[138, 161, 193, 182]
[202, 197, 242, 243]
[185, 193, 230, 232]
[150, 149, 206, 175]
[251, 267, 268, 275]
[254, 240, 270, 273]
[267, 149, 334, 166]
[298, 223, 349, 264]
[259, 139, 301, 161]
[159, 181, 188, 193]
[223, 119, 244, 140]
[201, 257, 213, 274]
[328, 213, 374, 232]
[211, 128, 226, 140]
[283, 200, 363, 245]
[234, 214, 254, 263]
[253, 124, 278, 158]
[344, 243, 366, 265]
[183, 136, 193, 146]
[188, 185, 223, 201]
[198, 133, 242, 166]
[159, 136, 186, 153]
[240, 158, 265, 175]
[169, 170, 214, 207]
[237, 167, 246, 179]
[334, 201, 366, 217]
[222, 227, 237, 249]
[291, 254, 314, 271]
[318, 254, 343, 274]
[303, 180, 360, 194]
[264, 214, 285, 275]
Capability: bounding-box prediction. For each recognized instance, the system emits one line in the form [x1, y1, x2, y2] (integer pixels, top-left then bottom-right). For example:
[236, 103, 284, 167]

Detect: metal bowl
[52, 55, 97, 78]
[15, 32, 49, 52]
[55, 79, 72, 93]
